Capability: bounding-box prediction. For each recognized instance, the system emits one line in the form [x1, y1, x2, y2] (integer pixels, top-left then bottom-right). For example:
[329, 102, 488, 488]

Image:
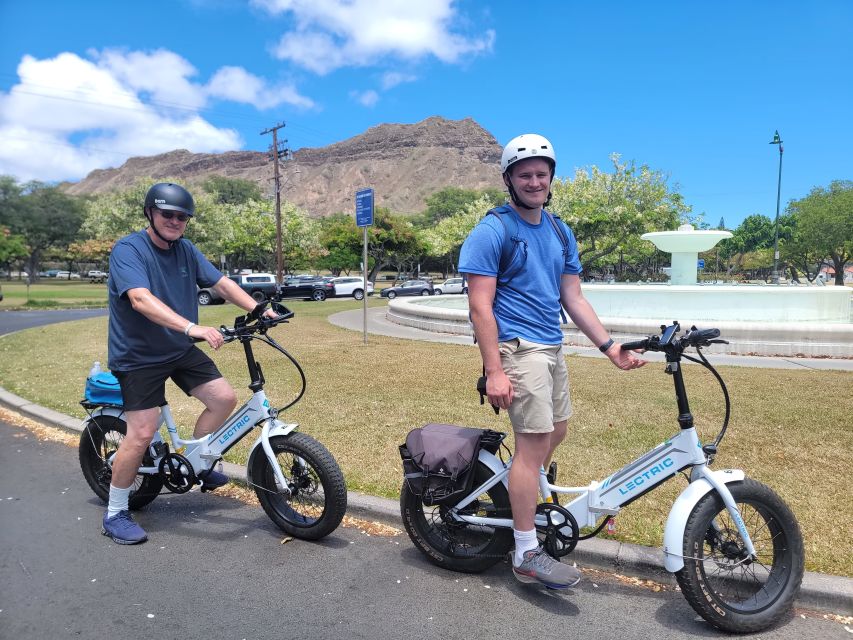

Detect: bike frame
[91, 310, 303, 493]
[446, 328, 758, 567]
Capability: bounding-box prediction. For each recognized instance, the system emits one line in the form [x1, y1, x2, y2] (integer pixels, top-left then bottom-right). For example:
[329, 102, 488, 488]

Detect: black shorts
[113, 347, 223, 411]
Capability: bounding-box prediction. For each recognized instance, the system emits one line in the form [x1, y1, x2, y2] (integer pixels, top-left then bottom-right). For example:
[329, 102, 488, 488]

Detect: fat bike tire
[400, 461, 513, 573]
[251, 432, 347, 540]
[78, 416, 163, 510]
[675, 479, 804, 633]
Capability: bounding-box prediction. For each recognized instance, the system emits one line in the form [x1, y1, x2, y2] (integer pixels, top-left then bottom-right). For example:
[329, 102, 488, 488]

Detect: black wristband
[598, 338, 615, 353]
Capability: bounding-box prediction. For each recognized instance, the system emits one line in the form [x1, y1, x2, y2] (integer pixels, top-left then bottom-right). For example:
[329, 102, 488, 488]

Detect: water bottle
[89, 361, 102, 378]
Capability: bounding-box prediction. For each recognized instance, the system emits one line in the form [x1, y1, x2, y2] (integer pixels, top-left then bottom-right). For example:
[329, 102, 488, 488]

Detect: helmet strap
[504, 173, 553, 211]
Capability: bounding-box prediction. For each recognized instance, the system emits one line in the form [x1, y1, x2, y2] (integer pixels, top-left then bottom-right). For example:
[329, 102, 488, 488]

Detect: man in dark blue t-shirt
[102, 182, 273, 545]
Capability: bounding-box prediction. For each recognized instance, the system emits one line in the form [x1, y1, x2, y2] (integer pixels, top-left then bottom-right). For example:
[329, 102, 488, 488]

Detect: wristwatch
[598, 338, 615, 353]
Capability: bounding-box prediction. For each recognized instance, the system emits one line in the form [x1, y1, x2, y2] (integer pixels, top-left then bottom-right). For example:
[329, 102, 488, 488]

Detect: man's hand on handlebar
[604, 341, 646, 371]
[188, 324, 226, 350]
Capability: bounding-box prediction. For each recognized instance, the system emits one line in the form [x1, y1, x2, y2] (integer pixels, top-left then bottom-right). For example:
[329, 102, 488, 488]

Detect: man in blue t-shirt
[460, 134, 645, 589]
[102, 182, 274, 545]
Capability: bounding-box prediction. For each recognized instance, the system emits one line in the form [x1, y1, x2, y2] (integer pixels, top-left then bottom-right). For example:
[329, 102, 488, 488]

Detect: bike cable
[681, 348, 731, 447]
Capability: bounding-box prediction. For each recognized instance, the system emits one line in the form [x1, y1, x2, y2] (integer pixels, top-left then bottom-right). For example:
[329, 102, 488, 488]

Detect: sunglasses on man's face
[157, 209, 190, 222]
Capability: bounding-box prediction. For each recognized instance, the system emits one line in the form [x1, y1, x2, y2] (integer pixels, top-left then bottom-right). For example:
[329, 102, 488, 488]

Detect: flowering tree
[549, 155, 689, 277]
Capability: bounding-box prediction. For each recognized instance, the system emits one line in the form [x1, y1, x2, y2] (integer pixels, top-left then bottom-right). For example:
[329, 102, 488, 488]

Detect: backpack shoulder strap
[543, 210, 570, 258]
[485, 205, 518, 277]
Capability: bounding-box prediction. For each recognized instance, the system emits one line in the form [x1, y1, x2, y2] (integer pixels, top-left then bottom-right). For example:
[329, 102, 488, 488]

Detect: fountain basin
[386, 285, 853, 358]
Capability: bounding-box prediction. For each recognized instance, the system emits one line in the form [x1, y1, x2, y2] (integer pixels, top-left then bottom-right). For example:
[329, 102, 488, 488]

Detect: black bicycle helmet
[144, 182, 195, 217]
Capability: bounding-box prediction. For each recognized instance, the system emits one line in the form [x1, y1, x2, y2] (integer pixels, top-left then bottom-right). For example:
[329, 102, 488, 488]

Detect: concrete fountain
[386, 224, 853, 357]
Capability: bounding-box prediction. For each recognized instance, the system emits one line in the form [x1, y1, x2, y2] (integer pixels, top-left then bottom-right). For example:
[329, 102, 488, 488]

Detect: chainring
[158, 453, 196, 494]
[536, 502, 579, 557]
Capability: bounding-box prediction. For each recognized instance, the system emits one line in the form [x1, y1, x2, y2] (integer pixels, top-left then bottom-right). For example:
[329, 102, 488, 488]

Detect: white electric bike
[401, 322, 804, 633]
[79, 301, 347, 541]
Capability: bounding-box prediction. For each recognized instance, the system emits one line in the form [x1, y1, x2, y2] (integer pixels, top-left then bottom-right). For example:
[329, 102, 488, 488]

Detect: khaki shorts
[499, 337, 572, 434]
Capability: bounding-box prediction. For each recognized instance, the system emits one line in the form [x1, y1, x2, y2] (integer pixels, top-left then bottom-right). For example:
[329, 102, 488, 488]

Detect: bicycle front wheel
[251, 432, 347, 540]
[675, 479, 804, 633]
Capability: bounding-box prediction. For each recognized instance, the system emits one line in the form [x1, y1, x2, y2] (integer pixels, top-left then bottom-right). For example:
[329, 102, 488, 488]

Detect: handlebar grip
[688, 328, 721, 344]
[621, 339, 649, 351]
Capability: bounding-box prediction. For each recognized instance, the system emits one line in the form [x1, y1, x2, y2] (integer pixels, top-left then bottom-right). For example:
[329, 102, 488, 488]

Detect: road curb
[1, 386, 850, 616]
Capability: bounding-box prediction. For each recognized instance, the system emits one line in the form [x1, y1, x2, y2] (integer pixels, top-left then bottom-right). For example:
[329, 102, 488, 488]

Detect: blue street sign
[697, 259, 705, 269]
[356, 188, 374, 227]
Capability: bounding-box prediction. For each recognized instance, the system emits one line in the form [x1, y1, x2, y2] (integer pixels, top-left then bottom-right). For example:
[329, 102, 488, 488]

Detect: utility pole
[261, 122, 291, 285]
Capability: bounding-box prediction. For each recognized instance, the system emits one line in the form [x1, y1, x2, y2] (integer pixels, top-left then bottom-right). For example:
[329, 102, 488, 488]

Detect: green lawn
[0, 297, 850, 576]
[0, 281, 108, 309]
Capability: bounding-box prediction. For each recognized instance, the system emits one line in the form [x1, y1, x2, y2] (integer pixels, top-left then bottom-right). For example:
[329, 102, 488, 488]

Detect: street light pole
[769, 130, 784, 284]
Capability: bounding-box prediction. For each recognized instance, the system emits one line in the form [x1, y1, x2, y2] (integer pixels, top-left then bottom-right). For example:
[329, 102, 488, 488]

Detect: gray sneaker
[513, 546, 581, 589]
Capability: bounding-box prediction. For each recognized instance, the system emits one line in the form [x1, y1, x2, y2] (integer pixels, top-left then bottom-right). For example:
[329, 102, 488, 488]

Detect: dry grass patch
[0, 299, 849, 575]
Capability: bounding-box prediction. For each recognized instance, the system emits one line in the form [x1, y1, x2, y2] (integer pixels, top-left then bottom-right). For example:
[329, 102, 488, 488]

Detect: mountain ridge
[62, 116, 505, 216]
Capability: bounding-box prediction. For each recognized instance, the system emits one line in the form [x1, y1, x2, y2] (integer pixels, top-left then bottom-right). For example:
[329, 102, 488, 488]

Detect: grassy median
[0, 298, 850, 576]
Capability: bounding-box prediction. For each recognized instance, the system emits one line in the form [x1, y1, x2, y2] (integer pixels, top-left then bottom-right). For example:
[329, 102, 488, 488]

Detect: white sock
[107, 484, 131, 518]
[513, 528, 539, 566]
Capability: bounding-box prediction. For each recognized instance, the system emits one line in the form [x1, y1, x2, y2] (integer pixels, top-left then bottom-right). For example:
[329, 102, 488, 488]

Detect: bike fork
[700, 470, 757, 559]
[260, 419, 291, 493]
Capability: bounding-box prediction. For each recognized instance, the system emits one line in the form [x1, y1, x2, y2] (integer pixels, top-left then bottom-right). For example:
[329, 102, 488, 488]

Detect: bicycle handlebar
[620, 322, 727, 354]
[220, 300, 294, 341]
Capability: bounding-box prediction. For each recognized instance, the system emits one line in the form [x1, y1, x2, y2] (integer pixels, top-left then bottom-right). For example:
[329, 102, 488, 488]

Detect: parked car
[280, 276, 335, 301]
[380, 279, 433, 299]
[55, 271, 81, 280]
[329, 276, 374, 300]
[198, 273, 335, 305]
[44, 269, 62, 278]
[434, 277, 467, 295]
[87, 270, 108, 283]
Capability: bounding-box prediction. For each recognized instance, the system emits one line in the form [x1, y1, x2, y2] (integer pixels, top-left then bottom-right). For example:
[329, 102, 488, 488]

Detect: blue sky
[1, 0, 850, 228]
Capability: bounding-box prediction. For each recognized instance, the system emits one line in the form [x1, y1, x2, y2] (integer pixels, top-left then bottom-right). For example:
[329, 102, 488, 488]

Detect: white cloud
[0, 50, 314, 182]
[208, 66, 315, 109]
[350, 89, 379, 107]
[381, 71, 417, 90]
[254, 0, 494, 75]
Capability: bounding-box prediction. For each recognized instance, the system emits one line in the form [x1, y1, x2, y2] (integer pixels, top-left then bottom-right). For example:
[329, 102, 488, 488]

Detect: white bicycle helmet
[500, 133, 556, 174]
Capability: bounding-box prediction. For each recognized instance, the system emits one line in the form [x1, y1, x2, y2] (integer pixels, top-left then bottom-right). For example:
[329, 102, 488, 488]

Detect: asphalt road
[1, 419, 846, 640]
[0, 308, 108, 336]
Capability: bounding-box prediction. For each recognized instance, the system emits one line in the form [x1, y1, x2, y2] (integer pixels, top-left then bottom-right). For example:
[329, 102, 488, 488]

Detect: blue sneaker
[102, 510, 147, 545]
[198, 468, 229, 490]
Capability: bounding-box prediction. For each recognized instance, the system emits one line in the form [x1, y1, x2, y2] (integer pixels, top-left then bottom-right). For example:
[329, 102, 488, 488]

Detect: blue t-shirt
[108, 230, 224, 371]
[459, 207, 582, 345]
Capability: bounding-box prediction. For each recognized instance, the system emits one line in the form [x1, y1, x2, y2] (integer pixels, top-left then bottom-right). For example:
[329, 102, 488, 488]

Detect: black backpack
[485, 204, 571, 287]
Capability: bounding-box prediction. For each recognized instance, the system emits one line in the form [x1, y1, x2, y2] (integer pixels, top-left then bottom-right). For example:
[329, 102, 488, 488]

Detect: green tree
[422, 194, 493, 274]
[202, 175, 263, 205]
[0, 181, 85, 279]
[787, 180, 853, 285]
[415, 186, 504, 227]
[0, 225, 29, 275]
[549, 154, 689, 278]
[363, 208, 424, 282]
[316, 213, 362, 275]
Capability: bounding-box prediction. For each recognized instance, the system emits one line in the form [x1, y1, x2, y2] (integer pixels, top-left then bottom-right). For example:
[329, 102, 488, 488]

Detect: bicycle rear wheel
[675, 479, 804, 633]
[400, 461, 513, 573]
[78, 416, 163, 510]
[251, 432, 347, 540]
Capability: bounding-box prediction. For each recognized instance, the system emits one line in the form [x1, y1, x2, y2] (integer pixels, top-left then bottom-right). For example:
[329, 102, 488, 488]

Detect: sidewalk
[1, 382, 851, 616]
